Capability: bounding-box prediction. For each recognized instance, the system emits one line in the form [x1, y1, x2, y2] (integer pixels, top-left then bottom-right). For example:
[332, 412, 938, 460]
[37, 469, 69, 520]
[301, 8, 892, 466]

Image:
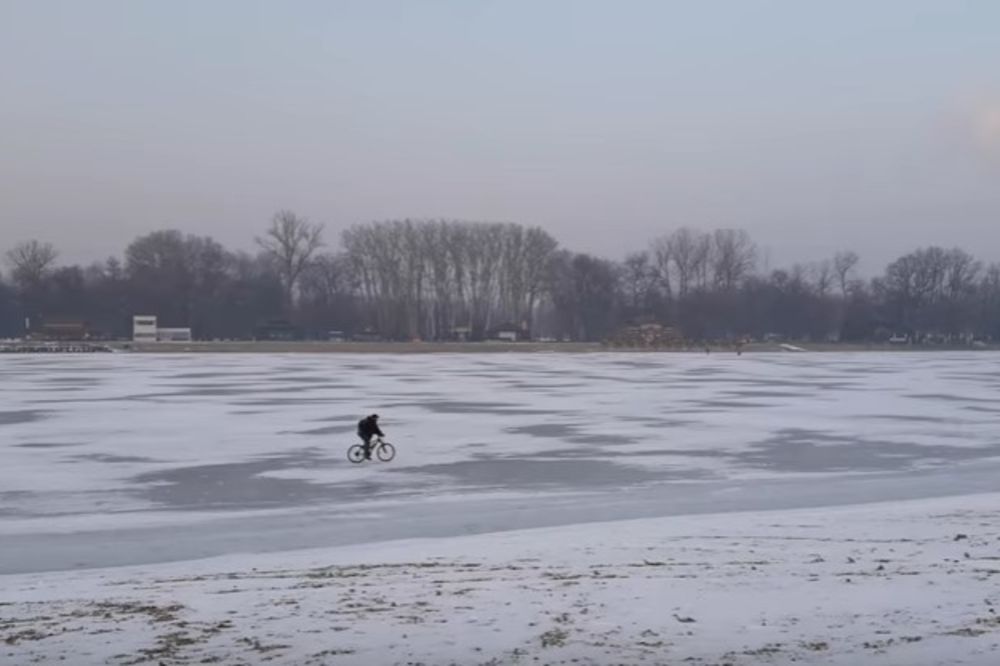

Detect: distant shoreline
[112, 341, 1000, 354]
[122, 341, 606, 354]
[4, 340, 998, 354]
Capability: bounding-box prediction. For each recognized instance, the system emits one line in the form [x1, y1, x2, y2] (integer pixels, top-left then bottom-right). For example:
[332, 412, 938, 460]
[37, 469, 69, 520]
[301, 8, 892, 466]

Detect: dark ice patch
[129, 449, 418, 510]
[722, 390, 810, 399]
[909, 393, 1000, 404]
[689, 400, 773, 409]
[390, 458, 698, 489]
[506, 423, 638, 446]
[0, 410, 49, 425]
[395, 400, 555, 416]
[738, 428, 1000, 473]
[284, 425, 352, 436]
[14, 442, 84, 449]
[517, 447, 728, 461]
[70, 454, 158, 464]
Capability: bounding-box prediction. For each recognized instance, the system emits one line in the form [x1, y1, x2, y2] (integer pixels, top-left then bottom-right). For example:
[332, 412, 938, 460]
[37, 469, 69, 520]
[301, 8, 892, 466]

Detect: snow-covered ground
[4, 493, 1000, 665]
[3, 352, 1000, 663]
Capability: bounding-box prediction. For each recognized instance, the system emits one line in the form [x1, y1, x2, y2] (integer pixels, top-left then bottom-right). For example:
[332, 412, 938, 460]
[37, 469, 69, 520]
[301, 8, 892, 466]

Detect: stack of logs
[604, 324, 684, 349]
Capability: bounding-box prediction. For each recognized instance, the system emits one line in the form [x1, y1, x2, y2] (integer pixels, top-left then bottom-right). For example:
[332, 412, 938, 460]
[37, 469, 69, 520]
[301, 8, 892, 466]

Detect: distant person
[357, 414, 384, 461]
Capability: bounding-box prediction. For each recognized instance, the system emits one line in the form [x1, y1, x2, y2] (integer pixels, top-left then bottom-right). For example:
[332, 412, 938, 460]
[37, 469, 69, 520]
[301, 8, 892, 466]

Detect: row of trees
[3, 212, 999, 344]
[343, 221, 557, 340]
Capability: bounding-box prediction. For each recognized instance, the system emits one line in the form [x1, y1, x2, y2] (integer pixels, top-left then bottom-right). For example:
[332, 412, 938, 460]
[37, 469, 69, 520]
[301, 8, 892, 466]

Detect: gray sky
[2, 0, 999, 272]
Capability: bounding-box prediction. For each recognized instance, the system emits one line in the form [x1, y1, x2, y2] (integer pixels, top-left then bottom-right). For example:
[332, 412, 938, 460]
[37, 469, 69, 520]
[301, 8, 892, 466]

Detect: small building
[35, 319, 89, 341]
[133, 315, 158, 342]
[451, 326, 472, 342]
[157, 327, 192, 342]
[253, 319, 303, 341]
[351, 330, 383, 343]
[490, 323, 525, 342]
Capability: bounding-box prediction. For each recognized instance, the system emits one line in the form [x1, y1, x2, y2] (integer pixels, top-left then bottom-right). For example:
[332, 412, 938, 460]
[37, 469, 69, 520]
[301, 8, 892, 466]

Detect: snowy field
[4, 494, 1000, 665]
[3, 351, 1000, 664]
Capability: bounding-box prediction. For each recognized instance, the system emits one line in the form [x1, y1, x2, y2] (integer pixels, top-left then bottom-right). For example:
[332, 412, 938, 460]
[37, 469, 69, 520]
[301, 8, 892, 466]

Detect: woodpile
[604, 323, 684, 349]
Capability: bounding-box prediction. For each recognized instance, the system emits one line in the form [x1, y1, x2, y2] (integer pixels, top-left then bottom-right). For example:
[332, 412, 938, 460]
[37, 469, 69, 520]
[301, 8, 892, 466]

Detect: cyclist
[356, 414, 384, 461]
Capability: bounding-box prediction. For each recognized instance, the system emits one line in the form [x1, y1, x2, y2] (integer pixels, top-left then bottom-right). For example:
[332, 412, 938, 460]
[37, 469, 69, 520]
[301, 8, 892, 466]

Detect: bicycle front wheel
[376, 442, 396, 462]
[347, 444, 366, 464]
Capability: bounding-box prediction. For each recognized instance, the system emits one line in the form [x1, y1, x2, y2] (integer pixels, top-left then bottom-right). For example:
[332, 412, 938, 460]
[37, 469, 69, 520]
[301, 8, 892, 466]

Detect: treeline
[2, 213, 999, 344]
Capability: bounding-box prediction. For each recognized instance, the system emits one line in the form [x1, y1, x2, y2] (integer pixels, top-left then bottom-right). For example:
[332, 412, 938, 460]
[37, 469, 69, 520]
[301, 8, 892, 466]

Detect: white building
[133, 316, 193, 342]
[133, 315, 158, 342]
[157, 327, 192, 342]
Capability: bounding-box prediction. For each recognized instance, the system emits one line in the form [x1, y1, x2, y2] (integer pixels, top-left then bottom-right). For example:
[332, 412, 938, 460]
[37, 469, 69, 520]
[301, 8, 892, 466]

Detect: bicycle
[347, 437, 396, 463]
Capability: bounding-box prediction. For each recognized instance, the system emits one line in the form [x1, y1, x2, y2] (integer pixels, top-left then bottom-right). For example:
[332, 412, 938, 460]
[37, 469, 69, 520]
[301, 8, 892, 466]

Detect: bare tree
[942, 248, 980, 300]
[465, 223, 503, 337]
[692, 232, 713, 290]
[5, 240, 58, 290]
[401, 220, 427, 339]
[664, 228, 702, 298]
[340, 220, 557, 340]
[650, 236, 673, 300]
[298, 252, 356, 334]
[256, 210, 325, 311]
[520, 226, 559, 335]
[342, 220, 427, 339]
[711, 229, 756, 291]
[810, 259, 834, 296]
[423, 221, 455, 340]
[498, 224, 528, 328]
[549, 251, 620, 341]
[123, 230, 231, 334]
[833, 251, 859, 297]
[622, 251, 654, 311]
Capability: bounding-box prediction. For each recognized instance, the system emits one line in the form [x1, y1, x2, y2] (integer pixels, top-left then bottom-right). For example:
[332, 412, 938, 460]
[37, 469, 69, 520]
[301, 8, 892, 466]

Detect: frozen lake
[3, 351, 1000, 574]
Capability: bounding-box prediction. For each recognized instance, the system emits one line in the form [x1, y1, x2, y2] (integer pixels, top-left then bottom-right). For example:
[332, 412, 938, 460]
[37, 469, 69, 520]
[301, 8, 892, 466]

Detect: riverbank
[103, 340, 1000, 353]
[1, 339, 996, 354]
[4, 493, 999, 665]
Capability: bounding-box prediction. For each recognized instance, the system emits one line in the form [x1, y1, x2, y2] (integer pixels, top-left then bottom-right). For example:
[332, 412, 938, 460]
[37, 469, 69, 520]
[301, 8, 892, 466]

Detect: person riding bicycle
[357, 414, 384, 461]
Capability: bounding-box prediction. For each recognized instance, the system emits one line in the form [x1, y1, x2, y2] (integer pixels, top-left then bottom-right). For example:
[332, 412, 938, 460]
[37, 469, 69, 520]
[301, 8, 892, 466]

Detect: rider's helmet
[370, 413, 379, 420]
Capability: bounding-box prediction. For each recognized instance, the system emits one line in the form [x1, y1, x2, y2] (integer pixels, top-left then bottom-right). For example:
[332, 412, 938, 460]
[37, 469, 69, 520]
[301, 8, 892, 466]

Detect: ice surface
[3, 351, 1000, 573]
[4, 352, 1000, 663]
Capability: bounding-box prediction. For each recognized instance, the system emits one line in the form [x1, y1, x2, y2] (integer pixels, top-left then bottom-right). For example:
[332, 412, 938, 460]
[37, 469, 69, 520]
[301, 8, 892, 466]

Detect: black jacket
[357, 416, 384, 439]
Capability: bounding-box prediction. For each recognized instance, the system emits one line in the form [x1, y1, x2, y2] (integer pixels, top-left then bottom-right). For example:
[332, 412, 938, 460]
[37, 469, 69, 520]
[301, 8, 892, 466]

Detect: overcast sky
[2, 0, 999, 272]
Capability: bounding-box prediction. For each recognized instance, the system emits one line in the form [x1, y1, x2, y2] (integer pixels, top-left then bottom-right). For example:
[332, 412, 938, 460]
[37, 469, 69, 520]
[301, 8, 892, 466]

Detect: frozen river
[3, 351, 1000, 574]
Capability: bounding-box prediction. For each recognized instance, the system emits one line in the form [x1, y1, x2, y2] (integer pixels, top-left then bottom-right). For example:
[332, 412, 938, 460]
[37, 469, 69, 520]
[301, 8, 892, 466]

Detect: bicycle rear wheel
[376, 442, 396, 462]
[347, 444, 365, 463]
